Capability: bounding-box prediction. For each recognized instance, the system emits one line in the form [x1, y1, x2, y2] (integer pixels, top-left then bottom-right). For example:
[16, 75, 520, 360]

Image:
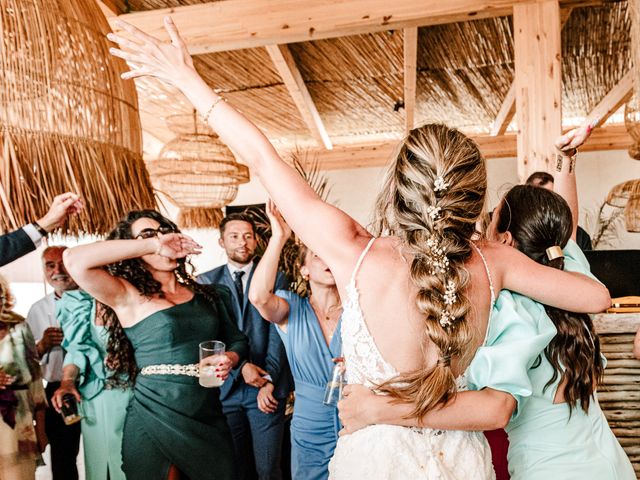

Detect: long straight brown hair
[495, 185, 603, 412]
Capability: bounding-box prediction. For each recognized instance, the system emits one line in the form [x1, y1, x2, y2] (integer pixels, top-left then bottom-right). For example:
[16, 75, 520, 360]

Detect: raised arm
[338, 384, 515, 434]
[553, 121, 595, 241]
[63, 234, 201, 309]
[108, 18, 368, 274]
[248, 201, 291, 327]
[495, 242, 610, 313]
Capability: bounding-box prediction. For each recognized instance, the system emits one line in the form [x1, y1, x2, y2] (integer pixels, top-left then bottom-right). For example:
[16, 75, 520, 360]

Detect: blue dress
[275, 290, 342, 480]
[58, 290, 133, 480]
[472, 241, 634, 480]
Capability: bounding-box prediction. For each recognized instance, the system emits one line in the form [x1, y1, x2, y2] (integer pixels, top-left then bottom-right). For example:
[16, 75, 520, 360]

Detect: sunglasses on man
[134, 226, 178, 240]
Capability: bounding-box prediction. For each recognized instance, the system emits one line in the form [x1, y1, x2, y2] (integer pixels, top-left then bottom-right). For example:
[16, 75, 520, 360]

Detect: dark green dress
[121, 287, 248, 480]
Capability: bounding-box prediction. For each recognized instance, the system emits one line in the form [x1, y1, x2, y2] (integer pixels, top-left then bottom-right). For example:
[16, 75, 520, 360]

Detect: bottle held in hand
[60, 393, 82, 425]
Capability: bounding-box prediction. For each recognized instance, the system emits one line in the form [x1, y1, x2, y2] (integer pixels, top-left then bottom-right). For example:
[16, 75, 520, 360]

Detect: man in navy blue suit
[198, 213, 290, 480]
[0, 193, 82, 267]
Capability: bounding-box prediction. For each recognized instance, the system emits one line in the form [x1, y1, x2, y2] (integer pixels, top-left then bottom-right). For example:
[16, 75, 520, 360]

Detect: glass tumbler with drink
[199, 340, 226, 388]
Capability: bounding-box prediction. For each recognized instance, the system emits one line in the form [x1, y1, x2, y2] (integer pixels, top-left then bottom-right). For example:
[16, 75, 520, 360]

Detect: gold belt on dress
[139, 363, 200, 377]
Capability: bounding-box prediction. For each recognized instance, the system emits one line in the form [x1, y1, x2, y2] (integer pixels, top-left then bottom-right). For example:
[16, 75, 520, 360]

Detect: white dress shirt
[22, 223, 44, 247]
[26, 293, 64, 382]
[227, 262, 254, 294]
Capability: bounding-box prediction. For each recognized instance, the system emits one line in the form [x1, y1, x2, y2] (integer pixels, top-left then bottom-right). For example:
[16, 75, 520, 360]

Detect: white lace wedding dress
[328, 239, 495, 480]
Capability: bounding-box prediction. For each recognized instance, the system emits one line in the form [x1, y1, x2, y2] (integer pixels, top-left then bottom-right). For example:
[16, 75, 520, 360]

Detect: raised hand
[555, 118, 598, 157]
[154, 233, 202, 259]
[266, 199, 292, 243]
[107, 16, 195, 89]
[37, 193, 83, 232]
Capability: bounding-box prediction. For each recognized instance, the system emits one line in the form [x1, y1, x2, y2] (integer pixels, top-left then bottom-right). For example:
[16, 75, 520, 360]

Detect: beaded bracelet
[201, 96, 226, 125]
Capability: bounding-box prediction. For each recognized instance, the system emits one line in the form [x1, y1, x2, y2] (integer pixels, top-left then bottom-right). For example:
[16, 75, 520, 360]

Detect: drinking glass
[60, 394, 82, 425]
[199, 340, 226, 388]
[323, 359, 345, 406]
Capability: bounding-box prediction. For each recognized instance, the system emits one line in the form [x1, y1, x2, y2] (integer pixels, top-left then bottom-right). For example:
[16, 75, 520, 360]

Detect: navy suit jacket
[0, 228, 37, 267]
[198, 258, 291, 400]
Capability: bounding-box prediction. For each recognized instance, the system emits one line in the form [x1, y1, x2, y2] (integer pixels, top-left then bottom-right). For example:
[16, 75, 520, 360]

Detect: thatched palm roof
[126, 1, 631, 154]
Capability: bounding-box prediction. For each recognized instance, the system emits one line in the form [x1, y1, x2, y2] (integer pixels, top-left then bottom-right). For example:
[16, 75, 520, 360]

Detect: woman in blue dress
[335, 125, 634, 479]
[249, 201, 341, 480]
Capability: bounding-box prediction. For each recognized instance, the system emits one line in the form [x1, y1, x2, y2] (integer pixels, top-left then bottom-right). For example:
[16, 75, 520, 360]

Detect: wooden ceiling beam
[403, 27, 418, 134]
[108, 0, 597, 56]
[265, 44, 332, 149]
[287, 125, 630, 171]
[96, 0, 125, 18]
[490, 84, 515, 136]
[490, 7, 574, 137]
[586, 71, 633, 129]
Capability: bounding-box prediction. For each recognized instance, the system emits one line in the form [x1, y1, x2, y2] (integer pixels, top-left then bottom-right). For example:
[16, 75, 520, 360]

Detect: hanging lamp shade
[147, 113, 250, 229]
[0, 0, 156, 235]
[606, 180, 640, 232]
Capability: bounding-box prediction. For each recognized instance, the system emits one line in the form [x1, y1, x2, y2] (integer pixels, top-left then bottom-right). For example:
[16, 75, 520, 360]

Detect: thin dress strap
[349, 237, 376, 285]
[472, 243, 495, 346]
[472, 243, 495, 305]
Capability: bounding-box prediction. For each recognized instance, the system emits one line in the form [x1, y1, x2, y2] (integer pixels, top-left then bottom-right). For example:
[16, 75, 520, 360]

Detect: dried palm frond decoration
[0, 0, 156, 235]
[147, 112, 250, 229]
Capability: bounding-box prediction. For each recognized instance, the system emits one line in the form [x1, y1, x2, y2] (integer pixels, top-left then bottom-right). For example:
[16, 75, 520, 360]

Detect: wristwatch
[32, 221, 49, 237]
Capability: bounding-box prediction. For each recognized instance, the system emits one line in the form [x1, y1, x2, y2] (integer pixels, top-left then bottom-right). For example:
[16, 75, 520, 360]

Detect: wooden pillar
[513, 0, 562, 180]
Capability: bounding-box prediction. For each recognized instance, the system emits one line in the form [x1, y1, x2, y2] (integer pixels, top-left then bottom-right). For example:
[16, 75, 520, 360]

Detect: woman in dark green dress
[64, 210, 248, 480]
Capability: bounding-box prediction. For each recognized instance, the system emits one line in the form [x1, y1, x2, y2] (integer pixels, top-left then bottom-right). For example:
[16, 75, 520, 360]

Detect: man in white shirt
[27, 245, 81, 480]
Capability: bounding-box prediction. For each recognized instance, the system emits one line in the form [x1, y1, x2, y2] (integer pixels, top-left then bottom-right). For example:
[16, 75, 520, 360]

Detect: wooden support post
[266, 44, 333, 149]
[403, 27, 418, 134]
[513, 0, 562, 180]
[491, 7, 572, 138]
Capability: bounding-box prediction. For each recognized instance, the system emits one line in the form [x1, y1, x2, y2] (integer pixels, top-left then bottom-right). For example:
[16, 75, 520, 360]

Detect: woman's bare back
[338, 236, 498, 379]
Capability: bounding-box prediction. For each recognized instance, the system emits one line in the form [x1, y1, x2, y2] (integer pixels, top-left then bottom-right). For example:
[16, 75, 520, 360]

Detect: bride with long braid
[106, 18, 611, 478]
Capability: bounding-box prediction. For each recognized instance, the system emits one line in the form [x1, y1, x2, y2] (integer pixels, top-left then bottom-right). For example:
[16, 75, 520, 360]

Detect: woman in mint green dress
[486, 184, 634, 479]
[52, 290, 132, 480]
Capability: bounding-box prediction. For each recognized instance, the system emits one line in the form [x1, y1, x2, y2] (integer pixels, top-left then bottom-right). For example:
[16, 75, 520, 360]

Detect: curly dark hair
[104, 209, 218, 386]
[495, 185, 604, 413]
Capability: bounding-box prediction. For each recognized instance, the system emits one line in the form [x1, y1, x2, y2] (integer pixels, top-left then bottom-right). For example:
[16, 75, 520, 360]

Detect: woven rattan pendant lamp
[0, 0, 155, 235]
[147, 111, 250, 229]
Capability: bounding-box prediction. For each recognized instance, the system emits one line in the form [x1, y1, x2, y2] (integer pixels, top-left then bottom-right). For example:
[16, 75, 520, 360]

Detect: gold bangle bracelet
[201, 96, 226, 125]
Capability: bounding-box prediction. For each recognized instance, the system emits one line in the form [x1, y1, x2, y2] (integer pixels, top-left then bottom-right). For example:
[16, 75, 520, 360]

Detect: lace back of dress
[341, 238, 399, 387]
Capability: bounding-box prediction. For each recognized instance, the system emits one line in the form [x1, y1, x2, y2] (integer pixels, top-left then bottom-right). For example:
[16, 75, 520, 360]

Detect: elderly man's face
[42, 248, 77, 294]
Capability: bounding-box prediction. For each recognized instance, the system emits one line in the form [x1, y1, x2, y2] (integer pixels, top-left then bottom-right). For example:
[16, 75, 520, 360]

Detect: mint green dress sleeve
[465, 290, 556, 418]
[563, 239, 595, 279]
[57, 290, 105, 400]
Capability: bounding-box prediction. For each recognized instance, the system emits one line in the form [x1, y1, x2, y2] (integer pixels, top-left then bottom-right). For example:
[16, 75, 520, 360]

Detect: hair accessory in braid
[427, 205, 442, 220]
[425, 235, 450, 274]
[433, 175, 449, 193]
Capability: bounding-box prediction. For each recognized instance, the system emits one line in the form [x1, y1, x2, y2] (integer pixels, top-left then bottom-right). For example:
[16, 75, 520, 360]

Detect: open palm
[107, 16, 194, 87]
